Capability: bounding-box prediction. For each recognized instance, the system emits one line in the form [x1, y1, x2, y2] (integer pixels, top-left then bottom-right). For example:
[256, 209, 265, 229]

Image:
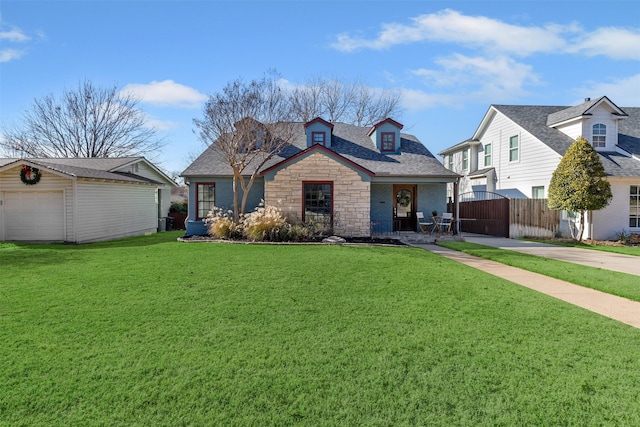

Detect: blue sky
[1, 0, 639, 176]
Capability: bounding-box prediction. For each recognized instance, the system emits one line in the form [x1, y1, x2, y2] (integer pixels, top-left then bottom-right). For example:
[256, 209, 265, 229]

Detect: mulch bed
[178, 235, 406, 246]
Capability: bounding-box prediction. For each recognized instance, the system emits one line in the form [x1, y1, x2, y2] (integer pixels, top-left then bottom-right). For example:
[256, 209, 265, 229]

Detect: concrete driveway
[462, 235, 640, 276]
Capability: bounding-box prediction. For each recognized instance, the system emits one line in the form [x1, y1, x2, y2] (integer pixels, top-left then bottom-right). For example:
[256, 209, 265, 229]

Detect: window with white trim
[592, 123, 606, 148]
[448, 154, 454, 170]
[509, 135, 519, 162]
[532, 186, 544, 199]
[630, 185, 640, 228]
[484, 143, 492, 167]
[462, 149, 469, 171]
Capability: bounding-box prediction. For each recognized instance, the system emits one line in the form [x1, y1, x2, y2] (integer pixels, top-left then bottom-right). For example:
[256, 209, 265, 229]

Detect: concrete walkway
[414, 241, 640, 329]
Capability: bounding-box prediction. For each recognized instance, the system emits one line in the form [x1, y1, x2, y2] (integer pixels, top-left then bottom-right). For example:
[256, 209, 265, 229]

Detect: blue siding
[370, 184, 393, 232]
[370, 122, 401, 154]
[370, 183, 448, 233]
[305, 121, 332, 148]
[416, 183, 448, 219]
[185, 177, 265, 235]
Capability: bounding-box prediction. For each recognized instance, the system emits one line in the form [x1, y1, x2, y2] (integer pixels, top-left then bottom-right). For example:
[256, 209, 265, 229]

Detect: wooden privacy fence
[451, 194, 560, 238]
[453, 197, 510, 237]
[509, 198, 560, 238]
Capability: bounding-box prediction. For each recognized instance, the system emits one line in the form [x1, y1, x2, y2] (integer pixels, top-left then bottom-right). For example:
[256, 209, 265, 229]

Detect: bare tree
[351, 84, 401, 127]
[193, 75, 296, 220]
[288, 76, 402, 126]
[320, 78, 355, 123]
[1, 80, 163, 158]
[289, 78, 325, 123]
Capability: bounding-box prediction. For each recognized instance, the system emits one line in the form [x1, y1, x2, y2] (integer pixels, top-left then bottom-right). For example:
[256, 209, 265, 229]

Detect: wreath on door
[20, 165, 42, 185]
[396, 190, 411, 207]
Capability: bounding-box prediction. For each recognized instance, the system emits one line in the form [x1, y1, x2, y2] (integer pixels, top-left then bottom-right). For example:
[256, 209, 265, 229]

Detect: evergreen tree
[548, 136, 612, 241]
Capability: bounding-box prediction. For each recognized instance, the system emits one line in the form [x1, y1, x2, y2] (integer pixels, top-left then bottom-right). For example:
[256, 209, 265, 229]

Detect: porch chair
[416, 212, 433, 234]
[436, 212, 454, 235]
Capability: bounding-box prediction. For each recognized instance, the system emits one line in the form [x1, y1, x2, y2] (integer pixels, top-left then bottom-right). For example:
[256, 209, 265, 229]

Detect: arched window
[592, 123, 606, 148]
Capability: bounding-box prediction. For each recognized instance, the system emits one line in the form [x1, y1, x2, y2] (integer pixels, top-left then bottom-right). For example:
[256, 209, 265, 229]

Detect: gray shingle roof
[181, 122, 459, 179]
[492, 105, 576, 155]
[599, 152, 640, 177]
[473, 102, 640, 178]
[546, 96, 627, 126]
[0, 157, 162, 184]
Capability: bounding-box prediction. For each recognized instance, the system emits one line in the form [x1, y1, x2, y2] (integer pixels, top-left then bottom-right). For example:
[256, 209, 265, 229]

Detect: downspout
[184, 179, 190, 232]
[72, 177, 77, 243]
[455, 176, 460, 235]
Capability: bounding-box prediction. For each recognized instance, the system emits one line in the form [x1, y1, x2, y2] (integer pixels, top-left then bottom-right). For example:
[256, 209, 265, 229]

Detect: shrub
[205, 207, 242, 239]
[170, 201, 188, 214]
[614, 229, 631, 243]
[243, 202, 287, 241]
[284, 223, 316, 242]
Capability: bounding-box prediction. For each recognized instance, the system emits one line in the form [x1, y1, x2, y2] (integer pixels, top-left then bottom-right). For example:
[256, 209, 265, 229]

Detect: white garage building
[0, 157, 176, 243]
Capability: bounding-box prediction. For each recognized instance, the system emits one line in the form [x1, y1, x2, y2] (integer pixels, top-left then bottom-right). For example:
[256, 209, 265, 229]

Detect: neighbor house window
[312, 131, 326, 146]
[304, 182, 333, 230]
[448, 154, 454, 170]
[592, 123, 606, 148]
[630, 185, 640, 228]
[462, 149, 469, 171]
[532, 186, 545, 199]
[196, 183, 215, 219]
[509, 135, 519, 162]
[484, 143, 492, 167]
[381, 132, 395, 152]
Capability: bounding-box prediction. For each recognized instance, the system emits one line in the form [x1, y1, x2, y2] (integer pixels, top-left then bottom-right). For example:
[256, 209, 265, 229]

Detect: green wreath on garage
[20, 165, 42, 185]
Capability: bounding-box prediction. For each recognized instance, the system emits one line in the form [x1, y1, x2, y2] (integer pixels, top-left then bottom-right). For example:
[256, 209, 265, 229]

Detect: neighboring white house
[438, 96, 640, 240]
[0, 157, 177, 243]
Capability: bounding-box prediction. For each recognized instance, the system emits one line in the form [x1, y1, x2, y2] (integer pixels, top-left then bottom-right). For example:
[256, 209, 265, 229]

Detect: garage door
[3, 191, 65, 241]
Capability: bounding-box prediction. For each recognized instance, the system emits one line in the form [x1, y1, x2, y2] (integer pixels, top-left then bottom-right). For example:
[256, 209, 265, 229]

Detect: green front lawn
[2, 232, 640, 425]
[440, 241, 640, 303]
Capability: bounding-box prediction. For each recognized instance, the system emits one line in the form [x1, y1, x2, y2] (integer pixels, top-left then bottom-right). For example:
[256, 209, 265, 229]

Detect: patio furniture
[416, 212, 433, 234]
[433, 212, 454, 235]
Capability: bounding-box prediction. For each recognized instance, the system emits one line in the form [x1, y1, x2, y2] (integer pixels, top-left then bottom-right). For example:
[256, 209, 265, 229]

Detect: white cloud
[141, 112, 178, 131]
[332, 9, 640, 62]
[399, 88, 456, 111]
[0, 48, 26, 63]
[0, 26, 30, 42]
[568, 27, 640, 60]
[121, 80, 207, 108]
[411, 54, 540, 101]
[573, 74, 640, 107]
[0, 22, 33, 62]
[332, 9, 568, 56]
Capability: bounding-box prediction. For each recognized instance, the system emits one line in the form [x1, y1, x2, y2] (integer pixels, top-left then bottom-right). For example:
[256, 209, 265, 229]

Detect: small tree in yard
[193, 74, 296, 220]
[548, 136, 612, 241]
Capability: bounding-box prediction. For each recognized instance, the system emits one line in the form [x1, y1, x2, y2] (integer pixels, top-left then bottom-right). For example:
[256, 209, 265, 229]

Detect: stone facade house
[181, 117, 459, 237]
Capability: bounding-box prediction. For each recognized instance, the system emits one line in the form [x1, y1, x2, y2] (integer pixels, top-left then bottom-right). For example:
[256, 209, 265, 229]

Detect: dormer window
[312, 131, 326, 146]
[368, 118, 403, 154]
[592, 123, 606, 148]
[304, 117, 333, 148]
[381, 132, 395, 152]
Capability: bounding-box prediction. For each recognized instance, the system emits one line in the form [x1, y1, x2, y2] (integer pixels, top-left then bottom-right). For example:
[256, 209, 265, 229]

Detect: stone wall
[264, 151, 371, 236]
